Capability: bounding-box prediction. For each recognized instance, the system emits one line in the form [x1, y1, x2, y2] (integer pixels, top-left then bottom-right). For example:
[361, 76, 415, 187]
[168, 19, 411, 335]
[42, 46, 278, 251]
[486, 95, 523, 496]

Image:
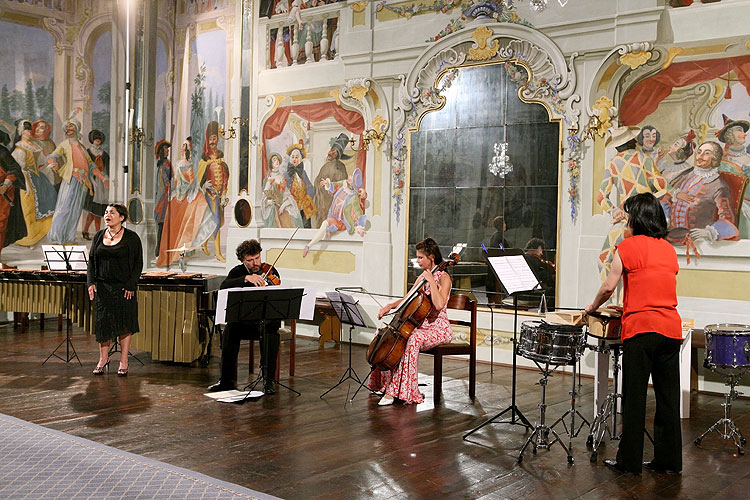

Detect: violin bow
[261, 227, 299, 280]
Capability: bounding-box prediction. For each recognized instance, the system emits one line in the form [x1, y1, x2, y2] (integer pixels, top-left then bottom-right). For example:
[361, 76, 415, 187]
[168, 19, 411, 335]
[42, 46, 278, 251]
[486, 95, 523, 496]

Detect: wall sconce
[569, 114, 602, 140]
[219, 117, 249, 140]
[348, 128, 386, 151]
[130, 126, 153, 146]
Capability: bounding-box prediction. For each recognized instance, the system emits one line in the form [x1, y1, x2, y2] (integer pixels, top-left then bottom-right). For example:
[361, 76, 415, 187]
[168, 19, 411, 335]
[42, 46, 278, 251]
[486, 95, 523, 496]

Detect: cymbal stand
[517, 360, 574, 464]
[694, 369, 748, 455]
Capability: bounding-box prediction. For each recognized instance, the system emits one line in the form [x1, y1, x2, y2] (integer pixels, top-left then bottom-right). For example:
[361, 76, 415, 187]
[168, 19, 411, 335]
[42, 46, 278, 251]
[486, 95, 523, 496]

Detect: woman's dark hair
[236, 239, 262, 260]
[13, 119, 32, 147]
[415, 237, 443, 265]
[107, 203, 129, 222]
[623, 192, 668, 239]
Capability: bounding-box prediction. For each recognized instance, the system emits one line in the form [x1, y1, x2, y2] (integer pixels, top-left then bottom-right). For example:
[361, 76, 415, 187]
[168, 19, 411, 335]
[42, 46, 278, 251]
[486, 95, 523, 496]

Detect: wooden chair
[422, 294, 477, 403]
[248, 320, 296, 382]
[718, 171, 748, 223]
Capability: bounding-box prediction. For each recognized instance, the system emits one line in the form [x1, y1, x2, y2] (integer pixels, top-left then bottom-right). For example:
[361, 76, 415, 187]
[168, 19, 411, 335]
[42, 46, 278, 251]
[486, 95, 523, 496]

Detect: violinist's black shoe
[207, 381, 236, 392]
[263, 380, 276, 395]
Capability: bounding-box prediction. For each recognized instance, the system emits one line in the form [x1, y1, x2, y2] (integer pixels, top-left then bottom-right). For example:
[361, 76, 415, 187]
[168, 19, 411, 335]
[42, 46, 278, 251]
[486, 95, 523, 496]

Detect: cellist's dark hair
[415, 237, 443, 264]
[624, 192, 668, 239]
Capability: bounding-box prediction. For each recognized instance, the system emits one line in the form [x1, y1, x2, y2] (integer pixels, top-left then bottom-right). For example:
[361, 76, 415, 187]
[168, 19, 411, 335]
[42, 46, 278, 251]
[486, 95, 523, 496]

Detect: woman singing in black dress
[87, 203, 143, 376]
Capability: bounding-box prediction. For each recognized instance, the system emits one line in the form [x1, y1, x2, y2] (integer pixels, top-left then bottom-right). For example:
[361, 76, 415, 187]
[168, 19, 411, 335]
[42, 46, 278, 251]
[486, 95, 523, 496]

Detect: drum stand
[518, 361, 574, 464]
[551, 357, 590, 454]
[694, 370, 748, 455]
[587, 342, 621, 462]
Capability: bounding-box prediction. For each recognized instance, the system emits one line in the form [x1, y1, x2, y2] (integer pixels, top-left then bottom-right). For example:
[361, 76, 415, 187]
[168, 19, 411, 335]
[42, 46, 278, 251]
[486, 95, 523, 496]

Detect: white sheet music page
[487, 255, 540, 295]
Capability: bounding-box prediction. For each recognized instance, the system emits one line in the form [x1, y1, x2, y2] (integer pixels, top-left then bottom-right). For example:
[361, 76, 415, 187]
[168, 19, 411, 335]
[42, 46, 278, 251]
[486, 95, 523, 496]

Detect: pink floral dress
[367, 270, 453, 404]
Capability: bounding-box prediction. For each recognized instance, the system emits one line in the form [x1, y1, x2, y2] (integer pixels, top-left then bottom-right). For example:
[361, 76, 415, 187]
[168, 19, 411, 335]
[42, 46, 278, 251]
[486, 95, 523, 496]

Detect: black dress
[87, 228, 143, 343]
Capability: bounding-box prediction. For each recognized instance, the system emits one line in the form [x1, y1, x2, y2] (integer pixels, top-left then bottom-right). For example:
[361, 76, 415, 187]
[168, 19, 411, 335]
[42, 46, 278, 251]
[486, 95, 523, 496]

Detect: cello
[365, 244, 465, 371]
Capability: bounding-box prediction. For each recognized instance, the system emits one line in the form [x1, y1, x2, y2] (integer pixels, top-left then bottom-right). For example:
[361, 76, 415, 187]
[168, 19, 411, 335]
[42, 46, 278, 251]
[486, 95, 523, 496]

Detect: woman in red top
[586, 192, 682, 475]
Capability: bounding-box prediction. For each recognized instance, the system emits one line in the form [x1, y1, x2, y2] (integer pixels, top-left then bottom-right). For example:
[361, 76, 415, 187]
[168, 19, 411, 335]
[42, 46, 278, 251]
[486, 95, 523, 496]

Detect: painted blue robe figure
[284, 143, 315, 228]
[47, 117, 96, 244]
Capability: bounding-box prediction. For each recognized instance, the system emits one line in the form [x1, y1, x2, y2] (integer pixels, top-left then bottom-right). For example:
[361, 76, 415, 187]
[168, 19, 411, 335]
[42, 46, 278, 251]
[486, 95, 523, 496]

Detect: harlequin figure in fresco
[153, 139, 172, 256]
[636, 125, 662, 165]
[31, 120, 59, 190]
[157, 138, 208, 267]
[261, 152, 302, 228]
[0, 130, 27, 256]
[81, 130, 110, 241]
[656, 130, 696, 184]
[193, 122, 229, 262]
[47, 114, 96, 244]
[662, 141, 738, 259]
[284, 143, 315, 228]
[597, 126, 672, 283]
[304, 168, 366, 257]
[716, 114, 750, 238]
[313, 133, 350, 228]
[11, 119, 58, 246]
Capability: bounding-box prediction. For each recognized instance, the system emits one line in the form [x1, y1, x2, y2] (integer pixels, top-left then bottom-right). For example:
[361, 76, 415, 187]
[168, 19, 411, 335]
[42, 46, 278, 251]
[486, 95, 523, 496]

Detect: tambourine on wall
[128, 198, 144, 224]
[234, 197, 253, 228]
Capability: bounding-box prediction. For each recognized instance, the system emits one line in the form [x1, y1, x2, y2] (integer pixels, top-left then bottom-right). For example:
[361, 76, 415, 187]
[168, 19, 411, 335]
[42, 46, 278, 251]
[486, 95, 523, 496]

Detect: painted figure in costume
[284, 143, 315, 228]
[596, 126, 672, 283]
[663, 141, 739, 257]
[31, 120, 59, 189]
[0, 130, 27, 257]
[193, 121, 229, 262]
[261, 152, 302, 228]
[313, 133, 350, 228]
[81, 130, 110, 241]
[367, 237, 452, 405]
[716, 114, 750, 238]
[11, 119, 57, 246]
[656, 130, 696, 184]
[153, 140, 172, 256]
[47, 114, 96, 244]
[636, 125, 662, 165]
[157, 139, 207, 267]
[304, 168, 366, 257]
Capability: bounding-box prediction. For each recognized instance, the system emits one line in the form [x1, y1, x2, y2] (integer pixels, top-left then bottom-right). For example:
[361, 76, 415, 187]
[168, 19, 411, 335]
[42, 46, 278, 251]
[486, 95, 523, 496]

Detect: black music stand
[224, 287, 304, 402]
[108, 337, 145, 366]
[320, 291, 372, 400]
[464, 252, 541, 439]
[42, 245, 86, 366]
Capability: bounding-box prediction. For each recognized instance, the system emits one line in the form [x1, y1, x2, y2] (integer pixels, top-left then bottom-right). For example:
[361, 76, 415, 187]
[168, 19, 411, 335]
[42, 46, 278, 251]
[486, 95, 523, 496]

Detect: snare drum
[518, 320, 584, 365]
[704, 324, 750, 369]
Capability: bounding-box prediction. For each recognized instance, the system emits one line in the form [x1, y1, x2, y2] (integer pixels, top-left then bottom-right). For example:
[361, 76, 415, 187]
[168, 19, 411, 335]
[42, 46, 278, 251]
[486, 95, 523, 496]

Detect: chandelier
[529, 0, 568, 12]
[488, 142, 513, 178]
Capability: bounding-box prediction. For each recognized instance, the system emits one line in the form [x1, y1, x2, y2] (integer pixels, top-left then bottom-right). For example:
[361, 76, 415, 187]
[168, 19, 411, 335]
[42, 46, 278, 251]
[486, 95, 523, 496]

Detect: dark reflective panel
[409, 130, 427, 188]
[128, 198, 144, 224]
[234, 198, 252, 227]
[422, 129, 456, 188]
[504, 122, 560, 187]
[408, 187, 455, 246]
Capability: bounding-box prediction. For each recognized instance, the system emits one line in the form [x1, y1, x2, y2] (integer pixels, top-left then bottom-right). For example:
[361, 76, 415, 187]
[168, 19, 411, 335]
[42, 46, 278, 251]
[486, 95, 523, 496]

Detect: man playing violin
[208, 239, 282, 395]
[367, 237, 453, 405]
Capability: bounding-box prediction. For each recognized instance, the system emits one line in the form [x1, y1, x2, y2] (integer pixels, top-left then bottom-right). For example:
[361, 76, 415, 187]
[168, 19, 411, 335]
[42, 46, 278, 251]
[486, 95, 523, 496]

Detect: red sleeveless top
[616, 235, 682, 341]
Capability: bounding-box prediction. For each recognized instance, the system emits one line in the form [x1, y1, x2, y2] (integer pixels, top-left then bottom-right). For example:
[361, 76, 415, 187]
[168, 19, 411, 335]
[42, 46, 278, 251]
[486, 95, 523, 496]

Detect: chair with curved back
[718, 170, 748, 225]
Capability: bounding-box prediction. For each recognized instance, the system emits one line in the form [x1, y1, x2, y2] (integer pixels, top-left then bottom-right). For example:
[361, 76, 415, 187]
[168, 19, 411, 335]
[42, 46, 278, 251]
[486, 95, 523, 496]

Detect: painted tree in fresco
[24, 79, 36, 119]
[0, 85, 10, 124]
[92, 81, 111, 147]
[190, 63, 207, 165]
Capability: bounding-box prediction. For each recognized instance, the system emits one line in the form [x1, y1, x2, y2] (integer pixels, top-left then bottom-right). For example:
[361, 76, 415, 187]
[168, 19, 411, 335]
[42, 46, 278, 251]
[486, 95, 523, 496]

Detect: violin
[259, 262, 281, 286]
[366, 245, 465, 372]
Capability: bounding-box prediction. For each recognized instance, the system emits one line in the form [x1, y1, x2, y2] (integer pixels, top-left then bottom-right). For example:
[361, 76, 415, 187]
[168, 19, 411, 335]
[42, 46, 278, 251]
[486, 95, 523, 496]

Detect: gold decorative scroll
[618, 50, 651, 70]
[350, 1, 368, 12]
[348, 85, 369, 102]
[591, 96, 614, 137]
[468, 26, 499, 61]
[662, 47, 685, 70]
[708, 83, 724, 109]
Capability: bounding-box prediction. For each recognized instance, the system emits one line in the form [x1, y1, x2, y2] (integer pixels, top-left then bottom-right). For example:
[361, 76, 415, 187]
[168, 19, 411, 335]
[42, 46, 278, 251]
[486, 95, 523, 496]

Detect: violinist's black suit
[209, 263, 281, 394]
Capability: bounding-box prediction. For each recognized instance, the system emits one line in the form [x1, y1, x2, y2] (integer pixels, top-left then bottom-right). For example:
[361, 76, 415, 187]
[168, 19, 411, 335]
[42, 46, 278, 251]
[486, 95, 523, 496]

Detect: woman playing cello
[367, 237, 453, 405]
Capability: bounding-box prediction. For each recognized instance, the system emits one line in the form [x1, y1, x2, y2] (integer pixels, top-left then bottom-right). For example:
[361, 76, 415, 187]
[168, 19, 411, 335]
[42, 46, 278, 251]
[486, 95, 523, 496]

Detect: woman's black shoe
[643, 461, 681, 474]
[207, 381, 236, 392]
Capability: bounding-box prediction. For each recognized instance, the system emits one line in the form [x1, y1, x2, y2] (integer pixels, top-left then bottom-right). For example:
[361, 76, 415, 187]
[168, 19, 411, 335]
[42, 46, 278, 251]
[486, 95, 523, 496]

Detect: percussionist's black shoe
[603, 459, 639, 474]
[207, 381, 236, 392]
[643, 461, 681, 474]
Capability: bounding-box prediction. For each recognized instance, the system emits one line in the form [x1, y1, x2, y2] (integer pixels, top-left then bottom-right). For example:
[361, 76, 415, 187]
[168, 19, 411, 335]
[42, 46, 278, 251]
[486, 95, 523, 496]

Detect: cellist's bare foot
[303, 245, 310, 258]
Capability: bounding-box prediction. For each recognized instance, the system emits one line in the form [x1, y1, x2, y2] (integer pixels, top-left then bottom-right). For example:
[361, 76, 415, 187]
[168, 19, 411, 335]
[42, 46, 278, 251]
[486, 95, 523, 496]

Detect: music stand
[42, 245, 87, 365]
[108, 337, 145, 366]
[320, 291, 372, 400]
[223, 287, 304, 402]
[464, 252, 541, 439]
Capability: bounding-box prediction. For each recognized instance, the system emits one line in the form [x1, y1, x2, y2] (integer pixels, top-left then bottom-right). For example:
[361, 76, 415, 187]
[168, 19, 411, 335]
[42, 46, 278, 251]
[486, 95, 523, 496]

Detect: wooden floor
[1, 322, 749, 500]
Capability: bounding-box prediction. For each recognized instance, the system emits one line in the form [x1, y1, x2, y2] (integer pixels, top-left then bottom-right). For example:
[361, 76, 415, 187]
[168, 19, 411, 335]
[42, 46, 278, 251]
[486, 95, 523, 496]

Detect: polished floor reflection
[1, 322, 748, 500]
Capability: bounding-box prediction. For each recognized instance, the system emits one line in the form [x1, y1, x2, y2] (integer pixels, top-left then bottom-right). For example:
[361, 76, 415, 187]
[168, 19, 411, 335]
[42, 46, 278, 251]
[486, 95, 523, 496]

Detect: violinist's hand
[88, 284, 96, 301]
[377, 305, 391, 320]
[245, 274, 267, 287]
[123, 289, 135, 300]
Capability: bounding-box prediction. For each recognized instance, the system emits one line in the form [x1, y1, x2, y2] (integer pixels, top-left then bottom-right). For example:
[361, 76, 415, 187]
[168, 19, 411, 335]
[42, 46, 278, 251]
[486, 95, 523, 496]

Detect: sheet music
[215, 285, 316, 324]
[42, 245, 89, 271]
[487, 255, 540, 295]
